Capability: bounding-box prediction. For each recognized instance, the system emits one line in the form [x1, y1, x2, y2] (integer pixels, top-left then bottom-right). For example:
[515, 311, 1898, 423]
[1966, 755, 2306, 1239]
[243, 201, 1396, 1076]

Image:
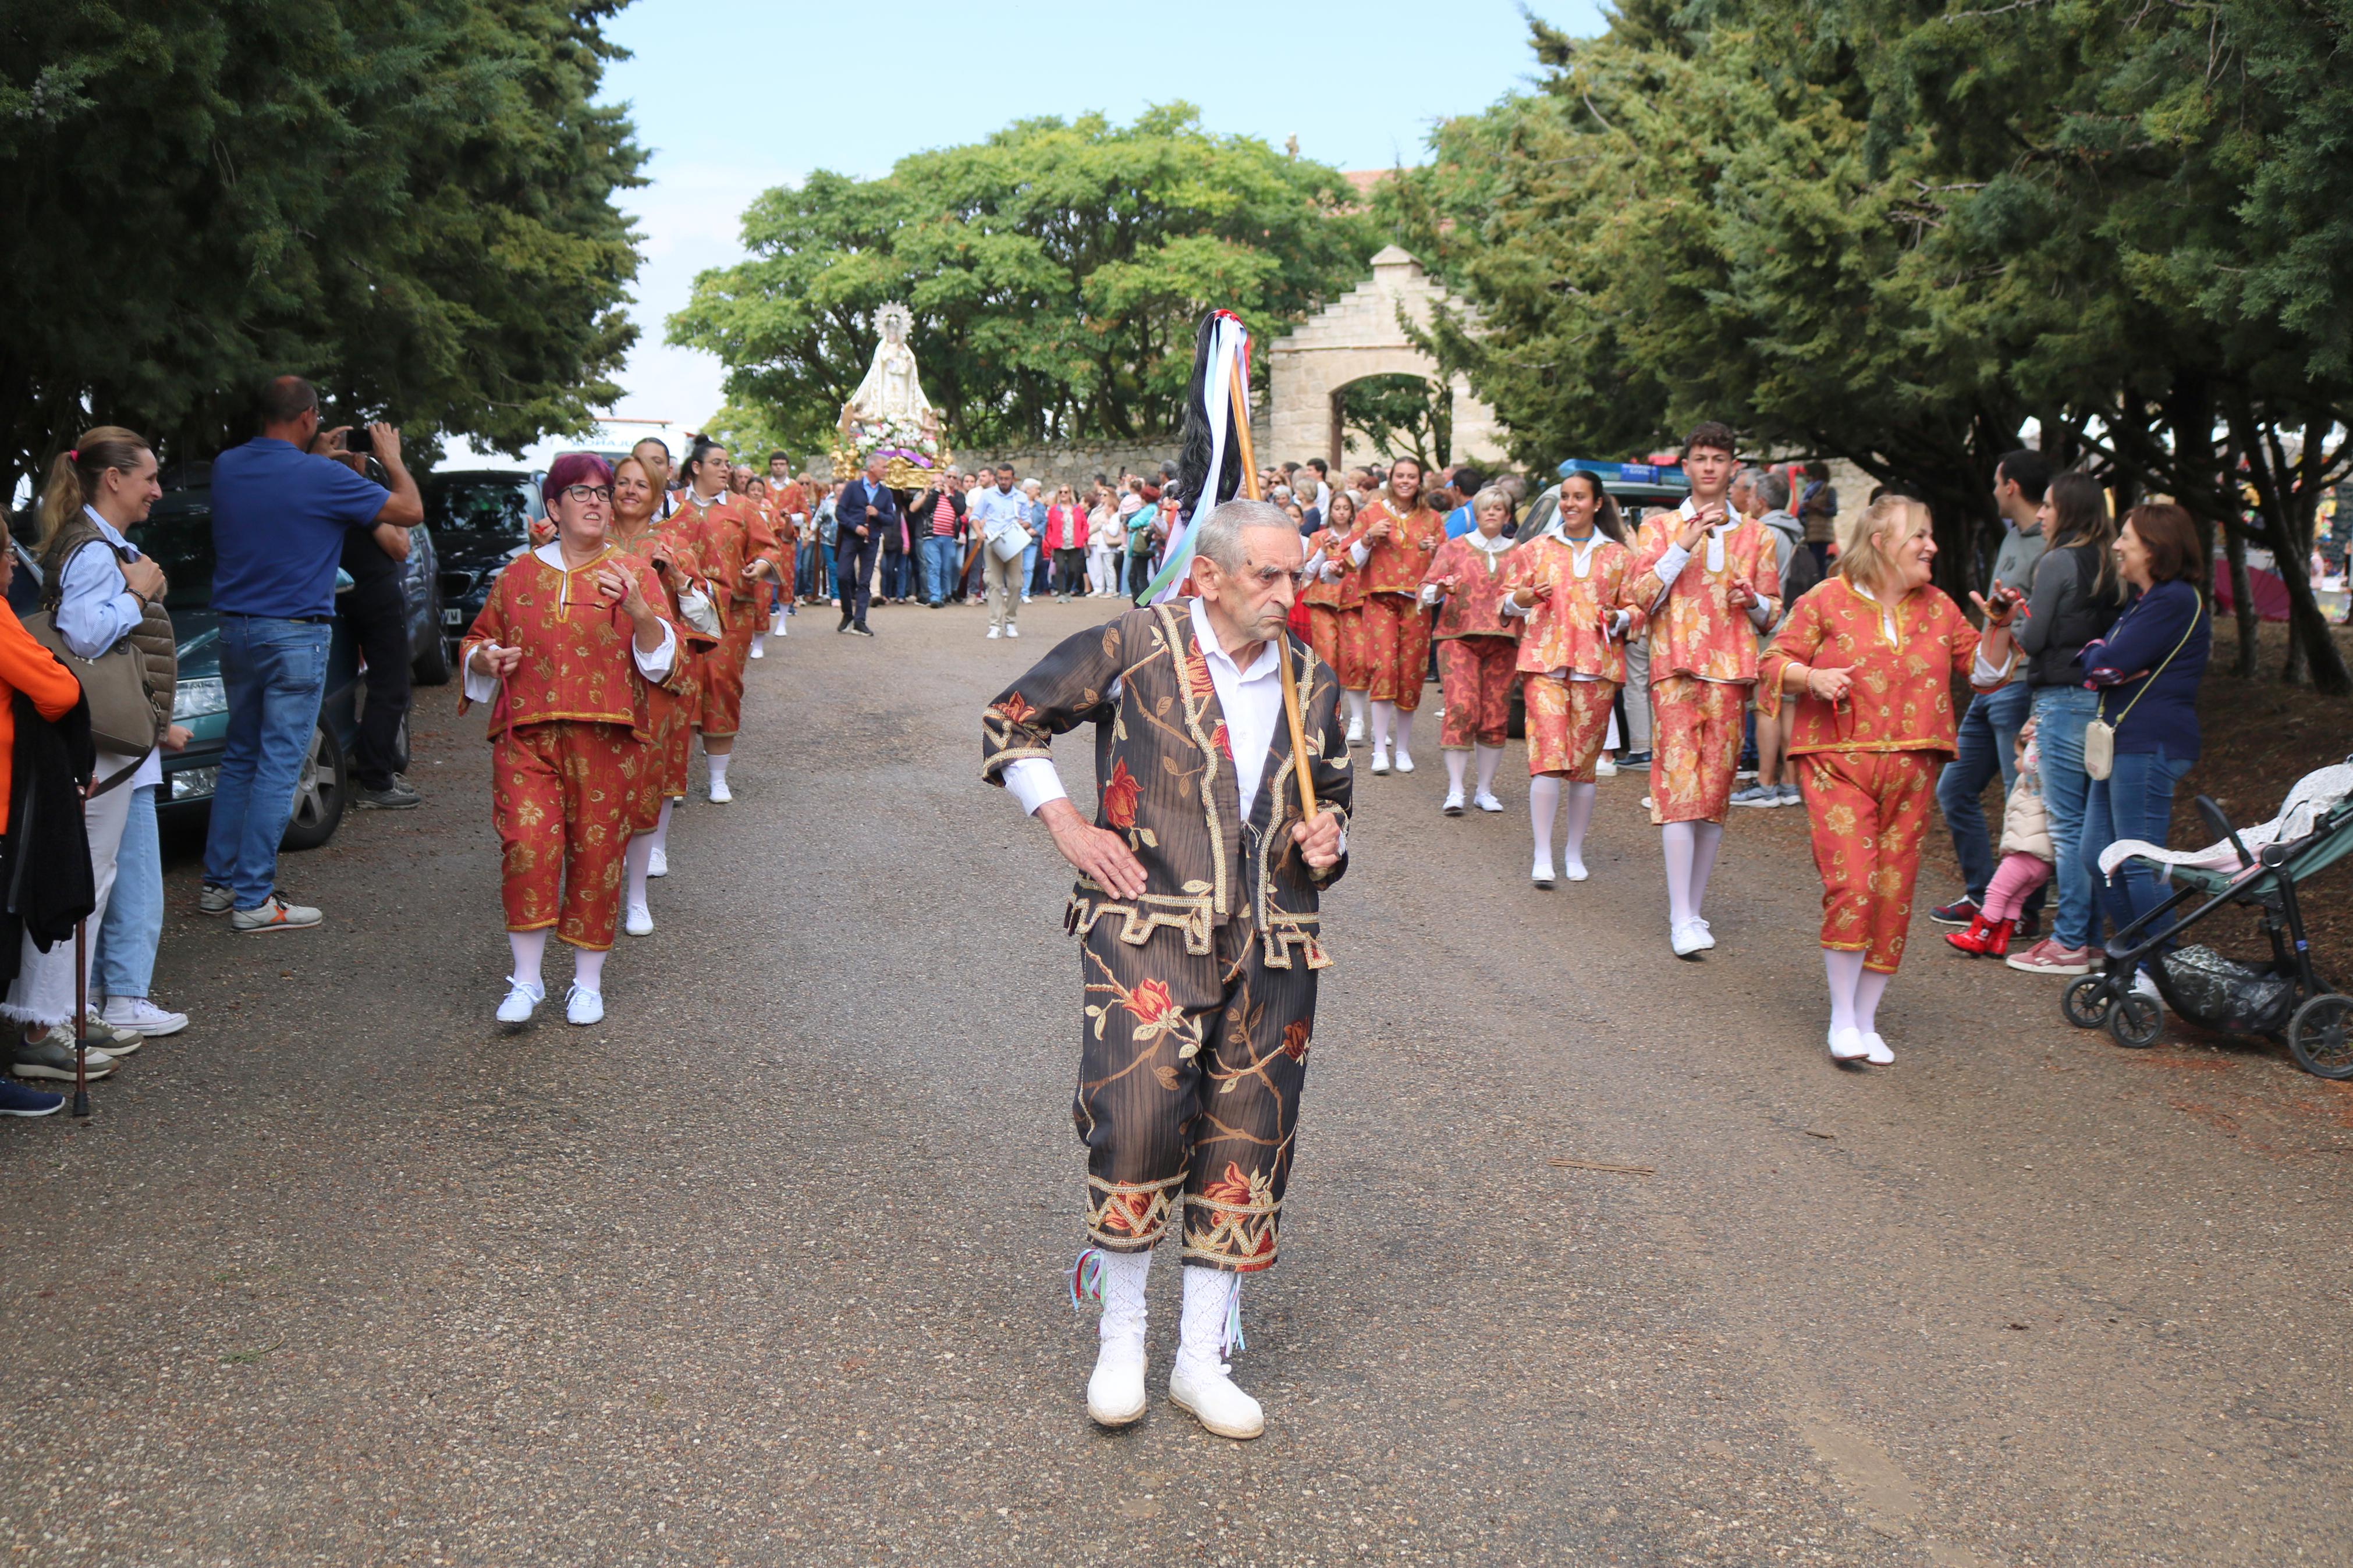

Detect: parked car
[427, 469, 542, 660]
[132, 485, 418, 849]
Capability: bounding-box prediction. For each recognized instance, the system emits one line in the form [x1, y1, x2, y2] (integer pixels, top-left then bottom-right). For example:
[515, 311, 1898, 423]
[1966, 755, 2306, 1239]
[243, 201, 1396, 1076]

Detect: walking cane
[1223, 363, 1320, 827]
[72, 915, 89, 1119]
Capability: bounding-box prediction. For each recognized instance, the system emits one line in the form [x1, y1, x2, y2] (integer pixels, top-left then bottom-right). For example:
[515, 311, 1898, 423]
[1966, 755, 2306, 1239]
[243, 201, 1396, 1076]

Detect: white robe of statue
[846, 314, 938, 435]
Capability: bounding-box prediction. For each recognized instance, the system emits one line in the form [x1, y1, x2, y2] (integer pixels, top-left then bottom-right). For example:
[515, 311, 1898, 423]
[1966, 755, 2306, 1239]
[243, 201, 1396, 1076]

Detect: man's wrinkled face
[1201, 526, 1306, 645]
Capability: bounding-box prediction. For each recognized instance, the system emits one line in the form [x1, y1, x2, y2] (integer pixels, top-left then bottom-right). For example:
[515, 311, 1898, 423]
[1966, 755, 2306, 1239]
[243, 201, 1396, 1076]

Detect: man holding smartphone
[315, 425, 422, 811]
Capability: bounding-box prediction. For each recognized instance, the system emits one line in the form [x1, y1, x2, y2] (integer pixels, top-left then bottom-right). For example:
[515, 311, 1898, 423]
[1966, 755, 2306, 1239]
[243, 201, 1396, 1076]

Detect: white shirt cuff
[1746, 600, 1776, 630]
[1348, 541, 1370, 567]
[1654, 544, 1691, 588]
[632, 620, 677, 684]
[1418, 583, 1442, 607]
[1003, 756, 1067, 815]
[462, 649, 501, 705]
[1972, 647, 2017, 684]
[1499, 595, 1533, 618]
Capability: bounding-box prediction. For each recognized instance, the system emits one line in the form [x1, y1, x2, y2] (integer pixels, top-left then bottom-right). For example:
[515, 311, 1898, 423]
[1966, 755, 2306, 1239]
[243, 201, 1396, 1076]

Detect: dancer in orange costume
[1502, 471, 1644, 886]
[1626, 423, 1782, 957]
[1759, 495, 2014, 1066]
[765, 453, 807, 627]
[460, 453, 680, 1029]
[1302, 489, 1370, 743]
[670, 437, 773, 803]
[1350, 457, 1445, 774]
[1418, 485, 1520, 816]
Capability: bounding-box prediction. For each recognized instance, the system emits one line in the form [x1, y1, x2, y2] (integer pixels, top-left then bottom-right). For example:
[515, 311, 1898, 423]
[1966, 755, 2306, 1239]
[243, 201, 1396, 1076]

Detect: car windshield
[129, 492, 219, 612]
[425, 477, 535, 543]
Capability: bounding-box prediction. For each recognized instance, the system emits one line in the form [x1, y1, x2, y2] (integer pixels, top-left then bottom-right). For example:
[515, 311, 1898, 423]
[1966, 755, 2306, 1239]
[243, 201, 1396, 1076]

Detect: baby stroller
[2061, 759, 2353, 1076]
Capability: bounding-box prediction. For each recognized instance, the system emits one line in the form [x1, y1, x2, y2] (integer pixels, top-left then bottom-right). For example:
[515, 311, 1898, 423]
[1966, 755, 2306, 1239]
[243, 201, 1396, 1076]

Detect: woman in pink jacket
[1044, 485, 1089, 602]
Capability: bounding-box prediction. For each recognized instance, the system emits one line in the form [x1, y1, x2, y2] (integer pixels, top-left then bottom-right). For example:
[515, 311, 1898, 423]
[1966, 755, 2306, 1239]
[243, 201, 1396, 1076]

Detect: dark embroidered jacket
[981, 603, 1353, 968]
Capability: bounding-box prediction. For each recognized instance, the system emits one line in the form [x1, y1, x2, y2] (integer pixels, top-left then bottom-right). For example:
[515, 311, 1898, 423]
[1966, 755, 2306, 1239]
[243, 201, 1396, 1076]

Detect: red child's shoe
[1947, 913, 1999, 956]
[1979, 916, 2017, 958]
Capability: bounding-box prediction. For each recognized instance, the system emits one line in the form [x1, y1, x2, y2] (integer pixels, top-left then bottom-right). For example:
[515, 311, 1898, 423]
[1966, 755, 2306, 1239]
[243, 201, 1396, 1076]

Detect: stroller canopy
[2098, 759, 2353, 886]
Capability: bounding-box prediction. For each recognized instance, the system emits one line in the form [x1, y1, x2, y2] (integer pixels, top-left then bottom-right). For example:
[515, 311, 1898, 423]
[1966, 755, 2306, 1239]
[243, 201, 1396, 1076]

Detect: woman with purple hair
[459, 453, 682, 1027]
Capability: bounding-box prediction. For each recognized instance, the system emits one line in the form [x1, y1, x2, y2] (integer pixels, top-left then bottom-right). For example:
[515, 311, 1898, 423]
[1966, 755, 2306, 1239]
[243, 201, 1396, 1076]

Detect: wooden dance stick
[1223, 360, 1321, 828]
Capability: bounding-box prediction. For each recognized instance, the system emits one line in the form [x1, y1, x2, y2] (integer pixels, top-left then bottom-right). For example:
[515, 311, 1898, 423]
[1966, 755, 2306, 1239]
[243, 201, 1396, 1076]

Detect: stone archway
[1266, 246, 1506, 472]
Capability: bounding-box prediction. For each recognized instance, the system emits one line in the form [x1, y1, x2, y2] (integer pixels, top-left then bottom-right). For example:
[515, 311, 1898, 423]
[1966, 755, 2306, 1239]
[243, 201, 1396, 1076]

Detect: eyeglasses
[559, 485, 613, 504]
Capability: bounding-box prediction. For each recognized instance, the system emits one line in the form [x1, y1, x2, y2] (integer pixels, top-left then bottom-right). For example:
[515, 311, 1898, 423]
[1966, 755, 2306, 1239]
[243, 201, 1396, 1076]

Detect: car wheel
[279, 721, 349, 852]
[412, 583, 453, 685]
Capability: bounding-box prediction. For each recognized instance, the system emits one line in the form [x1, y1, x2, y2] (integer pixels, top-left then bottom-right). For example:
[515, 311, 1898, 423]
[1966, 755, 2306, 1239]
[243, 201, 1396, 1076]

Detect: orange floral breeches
[634, 680, 695, 828]
[1525, 674, 1618, 781]
[697, 613, 754, 738]
[1797, 749, 1937, 973]
[1436, 636, 1517, 749]
[1649, 675, 1747, 825]
[1362, 593, 1432, 710]
[1307, 604, 1369, 692]
[494, 720, 646, 950]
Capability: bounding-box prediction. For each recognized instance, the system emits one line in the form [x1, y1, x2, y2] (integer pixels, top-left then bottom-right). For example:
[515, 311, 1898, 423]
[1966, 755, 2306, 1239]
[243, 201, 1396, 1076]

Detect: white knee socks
[573, 944, 606, 995]
[624, 831, 654, 910]
[1529, 775, 1562, 872]
[750, 631, 767, 657]
[1345, 689, 1370, 733]
[1560, 781, 1597, 875]
[508, 930, 548, 991]
[1445, 750, 1470, 794]
[1474, 742, 1504, 800]
[1174, 1264, 1241, 1381]
[1392, 709, 1415, 764]
[1369, 699, 1396, 755]
[650, 798, 674, 859]
[1824, 948, 1865, 1034]
[1662, 819, 1725, 928]
[707, 752, 732, 791]
[1855, 967, 1891, 1036]
[1095, 1248, 1150, 1349]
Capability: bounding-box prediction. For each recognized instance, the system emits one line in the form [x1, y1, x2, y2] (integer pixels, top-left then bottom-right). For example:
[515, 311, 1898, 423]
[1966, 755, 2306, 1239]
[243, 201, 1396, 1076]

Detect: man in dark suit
[835, 451, 897, 637]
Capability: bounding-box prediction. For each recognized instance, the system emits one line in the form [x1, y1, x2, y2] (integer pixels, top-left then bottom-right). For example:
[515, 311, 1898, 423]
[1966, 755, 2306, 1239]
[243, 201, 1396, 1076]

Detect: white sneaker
[496, 980, 543, 1026]
[1671, 922, 1708, 958]
[1168, 1360, 1264, 1440]
[1531, 858, 1556, 890]
[1862, 1031, 1894, 1065]
[1346, 714, 1365, 746]
[1086, 1339, 1148, 1428]
[647, 846, 668, 878]
[1393, 750, 1414, 774]
[1829, 1026, 1869, 1062]
[625, 902, 653, 937]
[1370, 747, 1391, 776]
[1474, 790, 1504, 813]
[1595, 755, 1619, 778]
[565, 984, 604, 1026]
[1563, 858, 1589, 882]
[1443, 788, 1465, 816]
[1005, 625, 1019, 639]
[986, 625, 1002, 639]
[709, 777, 732, 804]
[102, 997, 187, 1037]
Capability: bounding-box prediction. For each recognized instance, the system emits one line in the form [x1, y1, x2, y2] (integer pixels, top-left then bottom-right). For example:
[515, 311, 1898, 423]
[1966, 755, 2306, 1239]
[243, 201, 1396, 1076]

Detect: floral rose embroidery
[1101, 1190, 1156, 1235]
[1208, 722, 1232, 760]
[1124, 977, 1177, 1028]
[992, 692, 1037, 728]
[1182, 649, 1215, 706]
[1101, 759, 1140, 827]
[1200, 1161, 1255, 1206]
[1280, 1019, 1311, 1063]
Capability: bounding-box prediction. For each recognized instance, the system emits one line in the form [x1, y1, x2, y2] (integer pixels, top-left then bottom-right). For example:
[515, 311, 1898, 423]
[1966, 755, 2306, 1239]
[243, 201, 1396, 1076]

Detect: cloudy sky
[455, 0, 1599, 465]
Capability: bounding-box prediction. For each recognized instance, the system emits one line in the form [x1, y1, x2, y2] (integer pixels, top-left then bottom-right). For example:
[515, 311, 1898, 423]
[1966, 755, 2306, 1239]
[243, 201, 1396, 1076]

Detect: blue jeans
[1936, 681, 2033, 900]
[2032, 685, 2101, 951]
[923, 534, 961, 605]
[1021, 541, 1039, 596]
[204, 616, 331, 911]
[94, 783, 160, 1000]
[2082, 745, 2192, 960]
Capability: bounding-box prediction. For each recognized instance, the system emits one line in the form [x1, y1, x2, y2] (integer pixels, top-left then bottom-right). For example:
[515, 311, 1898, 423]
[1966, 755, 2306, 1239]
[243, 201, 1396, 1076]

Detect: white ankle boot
[1169, 1265, 1263, 1439]
[1089, 1338, 1148, 1427]
[1080, 1248, 1151, 1428]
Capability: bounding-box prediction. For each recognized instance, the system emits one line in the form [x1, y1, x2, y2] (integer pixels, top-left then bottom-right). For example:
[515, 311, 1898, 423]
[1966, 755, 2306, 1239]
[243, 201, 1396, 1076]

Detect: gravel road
[5, 596, 2348, 1566]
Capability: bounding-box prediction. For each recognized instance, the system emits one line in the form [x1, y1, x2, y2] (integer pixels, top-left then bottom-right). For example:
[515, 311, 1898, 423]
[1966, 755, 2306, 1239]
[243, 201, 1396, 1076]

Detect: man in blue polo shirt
[202, 376, 422, 931]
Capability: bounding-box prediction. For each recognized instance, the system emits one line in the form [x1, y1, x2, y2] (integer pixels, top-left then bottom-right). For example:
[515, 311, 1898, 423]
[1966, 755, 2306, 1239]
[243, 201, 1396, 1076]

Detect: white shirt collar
[1464, 530, 1510, 554]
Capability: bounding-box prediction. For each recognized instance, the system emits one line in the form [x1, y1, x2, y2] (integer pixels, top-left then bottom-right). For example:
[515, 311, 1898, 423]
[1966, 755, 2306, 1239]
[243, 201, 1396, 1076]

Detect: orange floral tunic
[1420, 534, 1520, 641]
[1504, 534, 1645, 682]
[1303, 524, 1367, 611]
[457, 549, 674, 741]
[1355, 497, 1446, 599]
[1756, 577, 1982, 760]
[1627, 510, 1782, 684]
[670, 491, 752, 628]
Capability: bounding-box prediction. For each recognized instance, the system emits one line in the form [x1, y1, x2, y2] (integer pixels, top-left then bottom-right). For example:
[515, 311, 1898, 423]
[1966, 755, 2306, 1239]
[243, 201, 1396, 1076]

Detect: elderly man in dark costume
[981, 496, 1351, 1441]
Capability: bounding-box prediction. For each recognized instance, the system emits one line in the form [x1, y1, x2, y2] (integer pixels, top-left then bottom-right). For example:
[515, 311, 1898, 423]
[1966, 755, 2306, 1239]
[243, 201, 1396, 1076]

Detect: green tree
[1338, 375, 1453, 470]
[0, 0, 645, 499]
[670, 106, 1375, 452]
